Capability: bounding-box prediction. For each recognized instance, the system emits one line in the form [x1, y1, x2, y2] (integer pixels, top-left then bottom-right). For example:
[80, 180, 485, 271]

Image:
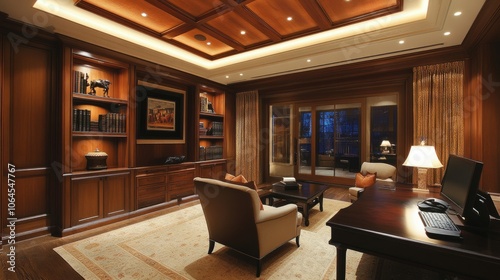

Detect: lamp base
[417, 168, 428, 190]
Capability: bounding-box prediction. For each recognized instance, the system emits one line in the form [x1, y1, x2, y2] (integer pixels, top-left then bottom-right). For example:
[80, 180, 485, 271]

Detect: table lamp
[380, 140, 391, 154]
[403, 142, 443, 189]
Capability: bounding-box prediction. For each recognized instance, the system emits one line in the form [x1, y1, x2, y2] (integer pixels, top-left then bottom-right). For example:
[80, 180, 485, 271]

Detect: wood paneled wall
[1, 33, 59, 240]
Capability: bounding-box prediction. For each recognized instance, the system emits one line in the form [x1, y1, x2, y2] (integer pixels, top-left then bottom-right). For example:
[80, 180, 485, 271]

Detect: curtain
[412, 61, 464, 185]
[235, 90, 261, 183]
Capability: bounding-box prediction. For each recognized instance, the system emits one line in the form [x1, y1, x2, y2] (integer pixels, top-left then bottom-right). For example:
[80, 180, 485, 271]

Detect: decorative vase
[85, 148, 108, 170]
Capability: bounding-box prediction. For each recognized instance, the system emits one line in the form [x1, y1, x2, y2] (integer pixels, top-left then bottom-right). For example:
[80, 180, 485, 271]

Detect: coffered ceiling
[0, 0, 487, 84]
[74, 0, 402, 60]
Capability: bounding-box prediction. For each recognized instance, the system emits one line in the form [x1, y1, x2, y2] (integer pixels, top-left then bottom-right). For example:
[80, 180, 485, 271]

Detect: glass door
[297, 107, 312, 175]
[295, 103, 361, 180]
[316, 104, 361, 178]
[269, 105, 293, 177]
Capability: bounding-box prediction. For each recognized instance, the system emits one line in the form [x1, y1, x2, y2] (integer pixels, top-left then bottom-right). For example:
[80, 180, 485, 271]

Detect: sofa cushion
[355, 172, 376, 188]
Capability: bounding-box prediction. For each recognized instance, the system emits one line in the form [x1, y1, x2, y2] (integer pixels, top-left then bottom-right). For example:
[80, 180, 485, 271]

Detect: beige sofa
[349, 162, 396, 202]
[194, 177, 302, 277]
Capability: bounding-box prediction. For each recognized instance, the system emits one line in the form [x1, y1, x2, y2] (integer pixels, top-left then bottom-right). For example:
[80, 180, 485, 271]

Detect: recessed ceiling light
[287, 17, 293, 21]
[240, 30, 246, 35]
[225, 75, 229, 79]
[454, 11, 462, 16]
[206, 42, 211, 45]
[399, 40, 405, 44]
[239, 73, 243, 76]
[444, 31, 451, 36]
[141, 12, 147, 17]
[306, 59, 311, 62]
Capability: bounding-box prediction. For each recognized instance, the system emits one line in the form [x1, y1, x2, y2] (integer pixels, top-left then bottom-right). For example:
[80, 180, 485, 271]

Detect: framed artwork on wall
[136, 81, 186, 144]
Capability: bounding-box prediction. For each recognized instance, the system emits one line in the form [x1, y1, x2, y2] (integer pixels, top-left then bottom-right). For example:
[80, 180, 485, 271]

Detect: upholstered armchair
[349, 162, 397, 202]
[193, 177, 302, 277]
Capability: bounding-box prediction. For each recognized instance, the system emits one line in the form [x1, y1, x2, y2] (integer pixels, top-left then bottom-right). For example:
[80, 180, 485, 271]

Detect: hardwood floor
[0, 185, 350, 279]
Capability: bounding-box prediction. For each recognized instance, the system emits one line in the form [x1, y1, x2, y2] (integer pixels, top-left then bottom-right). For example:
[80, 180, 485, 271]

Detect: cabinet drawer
[169, 187, 194, 200]
[137, 184, 166, 208]
[166, 169, 195, 184]
[137, 175, 166, 186]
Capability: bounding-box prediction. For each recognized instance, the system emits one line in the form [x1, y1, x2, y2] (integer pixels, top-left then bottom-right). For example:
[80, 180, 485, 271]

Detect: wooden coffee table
[269, 182, 329, 226]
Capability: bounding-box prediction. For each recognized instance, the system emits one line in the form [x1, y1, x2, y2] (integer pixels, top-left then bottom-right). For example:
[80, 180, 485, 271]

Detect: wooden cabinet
[135, 163, 196, 209]
[198, 160, 227, 180]
[58, 45, 133, 235]
[70, 171, 130, 227]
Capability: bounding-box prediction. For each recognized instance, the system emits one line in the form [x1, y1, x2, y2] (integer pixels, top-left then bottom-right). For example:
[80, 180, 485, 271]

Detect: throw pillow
[355, 172, 376, 188]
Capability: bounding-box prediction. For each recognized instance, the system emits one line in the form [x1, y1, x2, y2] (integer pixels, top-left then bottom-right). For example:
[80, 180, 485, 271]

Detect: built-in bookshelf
[70, 50, 130, 172]
[198, 87, 225, 161]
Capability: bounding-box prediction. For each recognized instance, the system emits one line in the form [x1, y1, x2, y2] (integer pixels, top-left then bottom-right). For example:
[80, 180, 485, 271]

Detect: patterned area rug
[53, 199, 390, 279]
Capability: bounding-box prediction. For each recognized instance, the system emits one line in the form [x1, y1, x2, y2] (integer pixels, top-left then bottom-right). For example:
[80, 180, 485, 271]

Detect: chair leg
[256, 259, 262, 277]
[208, 240, 215, 254]
[296, 235, 300, 247]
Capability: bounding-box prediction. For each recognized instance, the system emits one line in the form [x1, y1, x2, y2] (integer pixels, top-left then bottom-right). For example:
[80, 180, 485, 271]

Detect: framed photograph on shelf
[136, 81, 186, 144]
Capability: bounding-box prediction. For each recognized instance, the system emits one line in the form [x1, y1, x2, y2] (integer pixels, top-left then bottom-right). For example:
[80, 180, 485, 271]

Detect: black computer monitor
[440, 154, 483, 224]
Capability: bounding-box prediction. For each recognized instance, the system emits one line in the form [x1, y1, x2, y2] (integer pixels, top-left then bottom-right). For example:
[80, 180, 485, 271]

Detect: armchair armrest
[255, 204, 297, 224]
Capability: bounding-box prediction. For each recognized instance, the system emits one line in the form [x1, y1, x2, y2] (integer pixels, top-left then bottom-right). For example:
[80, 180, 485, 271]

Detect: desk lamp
[403, 141, 443, 189]
[380, 140, 391, 154]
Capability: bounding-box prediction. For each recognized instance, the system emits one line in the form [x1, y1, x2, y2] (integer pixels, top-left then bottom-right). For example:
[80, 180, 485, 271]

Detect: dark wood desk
[326, 181, 500, 280]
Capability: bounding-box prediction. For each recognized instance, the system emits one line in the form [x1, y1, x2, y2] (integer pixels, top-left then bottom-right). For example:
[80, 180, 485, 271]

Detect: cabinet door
[70, 173, 130, 226]
[103, 174, 130, 217]
[71, 177, 103, 226]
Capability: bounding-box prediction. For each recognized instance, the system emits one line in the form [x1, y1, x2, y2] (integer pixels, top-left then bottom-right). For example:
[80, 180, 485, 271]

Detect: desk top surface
[327, 181, 500, 260]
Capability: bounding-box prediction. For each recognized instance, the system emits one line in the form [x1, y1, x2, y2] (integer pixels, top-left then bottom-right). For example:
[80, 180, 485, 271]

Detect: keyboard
[418, 211, 462, 239]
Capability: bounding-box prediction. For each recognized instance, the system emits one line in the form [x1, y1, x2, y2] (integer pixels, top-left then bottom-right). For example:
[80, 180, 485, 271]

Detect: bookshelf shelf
[73, 93, 128, 106]
[72, 132, 127, 138]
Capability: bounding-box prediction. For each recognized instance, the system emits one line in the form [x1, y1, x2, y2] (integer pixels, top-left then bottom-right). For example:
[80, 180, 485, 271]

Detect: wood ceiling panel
[80, 0, 183, 34]
[163, 0, 225, 18]
[206, 11, 270, 47]
[319, 0, 400, 24]
[245, 0, 318, 37]
[171, 29, 234, 56]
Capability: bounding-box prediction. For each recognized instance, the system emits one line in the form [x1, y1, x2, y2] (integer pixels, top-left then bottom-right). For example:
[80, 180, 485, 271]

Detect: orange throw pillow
[355, 172, 376, 188]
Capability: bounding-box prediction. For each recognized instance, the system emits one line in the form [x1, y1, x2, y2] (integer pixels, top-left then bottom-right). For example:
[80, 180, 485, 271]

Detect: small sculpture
[89, 79, 111, 97]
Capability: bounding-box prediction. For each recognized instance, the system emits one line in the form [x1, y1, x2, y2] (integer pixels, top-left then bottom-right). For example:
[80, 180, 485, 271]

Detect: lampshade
[403, 145, 443, 168]
[380, 140, 391, 147]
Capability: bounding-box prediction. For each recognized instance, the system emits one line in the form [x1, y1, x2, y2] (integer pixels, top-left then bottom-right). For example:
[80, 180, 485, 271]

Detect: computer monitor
[440, 154, 483, 224]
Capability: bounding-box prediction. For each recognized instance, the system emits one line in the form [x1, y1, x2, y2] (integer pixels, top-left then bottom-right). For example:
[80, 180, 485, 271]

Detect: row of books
[199, 146, 223, 161]
[73, 109, 126, 133]
[206, 121, 223, 136]
[73, 70, 88, 94]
